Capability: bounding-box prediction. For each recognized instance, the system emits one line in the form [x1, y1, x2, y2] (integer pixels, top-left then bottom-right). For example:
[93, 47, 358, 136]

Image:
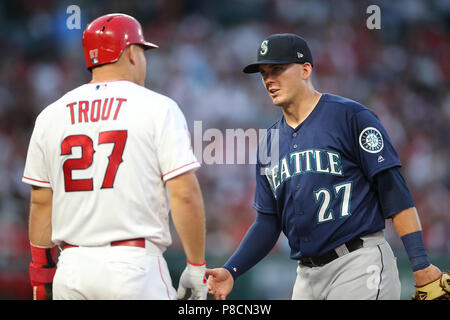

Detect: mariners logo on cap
[359, 127, 384, 153]
[260, 40, 269, 56]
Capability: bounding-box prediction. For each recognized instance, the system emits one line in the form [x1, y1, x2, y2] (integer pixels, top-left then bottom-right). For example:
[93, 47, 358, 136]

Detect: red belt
[60, 238, 146, 250]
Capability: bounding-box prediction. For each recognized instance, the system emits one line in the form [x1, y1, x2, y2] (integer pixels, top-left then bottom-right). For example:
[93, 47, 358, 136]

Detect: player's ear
[128, 45, 145, 67]
[127, 45, 136, 66]
[301, 62, 313, 81]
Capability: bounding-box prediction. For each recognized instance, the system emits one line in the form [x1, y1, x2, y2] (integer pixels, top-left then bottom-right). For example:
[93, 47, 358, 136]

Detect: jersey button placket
[291, 130, 299, 150]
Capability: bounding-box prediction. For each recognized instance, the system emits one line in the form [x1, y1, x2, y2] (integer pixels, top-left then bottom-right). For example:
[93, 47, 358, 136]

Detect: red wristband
[29, 244, 57, 286]
[30, 244, 56, 266]
[29, 264, 56, 286]
[187, 259, 206, 266]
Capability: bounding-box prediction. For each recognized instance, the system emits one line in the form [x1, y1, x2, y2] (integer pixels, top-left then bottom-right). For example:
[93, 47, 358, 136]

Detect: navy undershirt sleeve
[223, 212, 281, 280]
[373, 166, 415, 219]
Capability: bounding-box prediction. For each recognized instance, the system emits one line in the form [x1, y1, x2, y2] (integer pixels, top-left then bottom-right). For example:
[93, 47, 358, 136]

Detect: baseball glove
[412, 272, 450, 300]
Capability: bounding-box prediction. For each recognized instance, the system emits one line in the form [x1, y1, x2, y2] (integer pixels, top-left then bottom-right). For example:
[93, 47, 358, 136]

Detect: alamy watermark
[366, 5, 381, 30]
[192, 121, 279, 173]
[66, 4, 382, 31]
[66, 5, 81, 30]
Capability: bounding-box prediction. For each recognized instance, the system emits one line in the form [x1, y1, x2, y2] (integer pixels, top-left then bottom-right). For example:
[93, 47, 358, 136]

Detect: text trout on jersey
[66, 98, 127, 124]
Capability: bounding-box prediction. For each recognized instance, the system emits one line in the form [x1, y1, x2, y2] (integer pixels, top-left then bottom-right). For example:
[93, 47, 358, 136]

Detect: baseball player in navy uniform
[206, 33, 443, 300]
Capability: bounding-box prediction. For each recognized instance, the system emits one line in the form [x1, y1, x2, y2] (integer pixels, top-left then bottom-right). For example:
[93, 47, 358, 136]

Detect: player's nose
[262, 75, 275, 89]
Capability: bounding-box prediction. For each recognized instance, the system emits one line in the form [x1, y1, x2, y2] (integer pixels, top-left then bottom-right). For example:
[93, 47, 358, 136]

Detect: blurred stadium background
[0, 0, 448, 300]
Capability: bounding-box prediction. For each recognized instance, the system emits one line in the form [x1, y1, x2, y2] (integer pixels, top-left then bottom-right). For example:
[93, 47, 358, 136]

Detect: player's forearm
[171, 198, 206, 264]
[168, 172, 206, 265]
[29, 208, 53, 246]
[223, 212, 281, 279]
[391, 207, 422, 237]
[28, 186, 53, 247]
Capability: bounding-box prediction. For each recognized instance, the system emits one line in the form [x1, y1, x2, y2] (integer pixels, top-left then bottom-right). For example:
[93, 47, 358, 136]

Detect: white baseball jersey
[22, 80, 200, 250]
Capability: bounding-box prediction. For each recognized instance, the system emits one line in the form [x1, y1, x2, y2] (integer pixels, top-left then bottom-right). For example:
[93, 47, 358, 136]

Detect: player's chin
[271, 96, 284, 107]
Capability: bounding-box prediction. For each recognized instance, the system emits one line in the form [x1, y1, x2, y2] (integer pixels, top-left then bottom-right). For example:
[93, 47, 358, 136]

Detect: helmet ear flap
[82, 13, 158, 70]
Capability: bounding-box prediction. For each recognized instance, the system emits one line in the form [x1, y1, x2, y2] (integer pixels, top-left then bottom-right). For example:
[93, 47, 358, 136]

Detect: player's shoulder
[261, 116, 283, 140]
[257, 116, 283, 151]
[34, 85, 83, 123]
[267, 115, 284, 131]
[321, 93, 370, 115]
[126, 82, 174, 102]
[123, 81, 182, 114]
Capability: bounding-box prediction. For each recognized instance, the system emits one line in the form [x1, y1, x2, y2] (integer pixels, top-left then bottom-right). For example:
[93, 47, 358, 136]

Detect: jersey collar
[280, 93, 327, 133]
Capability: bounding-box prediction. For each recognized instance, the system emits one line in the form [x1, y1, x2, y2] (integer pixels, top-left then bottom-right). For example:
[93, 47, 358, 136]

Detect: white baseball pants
[53, 240, 177, 300]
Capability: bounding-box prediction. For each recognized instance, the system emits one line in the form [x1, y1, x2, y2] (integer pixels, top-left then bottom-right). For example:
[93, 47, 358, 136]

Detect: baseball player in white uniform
[23, 13, 208, 300]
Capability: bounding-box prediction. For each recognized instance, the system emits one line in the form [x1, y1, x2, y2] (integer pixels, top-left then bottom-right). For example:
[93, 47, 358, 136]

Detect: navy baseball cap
[243, 33, 314, 73]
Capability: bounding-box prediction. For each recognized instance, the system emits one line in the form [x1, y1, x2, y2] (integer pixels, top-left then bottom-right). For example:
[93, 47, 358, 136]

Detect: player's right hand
[205, 267, 234, 300]
[177, 261, 208, 300]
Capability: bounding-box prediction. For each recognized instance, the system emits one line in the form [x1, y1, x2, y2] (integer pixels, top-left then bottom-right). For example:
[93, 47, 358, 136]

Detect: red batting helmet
[82, 13, 158, 70]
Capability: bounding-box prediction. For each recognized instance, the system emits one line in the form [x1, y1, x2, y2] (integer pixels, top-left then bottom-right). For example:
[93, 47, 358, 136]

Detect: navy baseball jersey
[254, 93, 401, 259]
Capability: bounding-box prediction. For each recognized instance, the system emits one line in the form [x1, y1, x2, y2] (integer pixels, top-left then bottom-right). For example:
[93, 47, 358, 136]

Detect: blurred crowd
[0, 0, 448, 299]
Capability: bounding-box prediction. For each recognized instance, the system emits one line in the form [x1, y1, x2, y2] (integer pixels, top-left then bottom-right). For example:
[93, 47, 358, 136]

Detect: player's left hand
[413, 264, 443, 287]
[412, 270, 449, 300]
[205, 267, 234, 300]
[177, 261, 208, 300]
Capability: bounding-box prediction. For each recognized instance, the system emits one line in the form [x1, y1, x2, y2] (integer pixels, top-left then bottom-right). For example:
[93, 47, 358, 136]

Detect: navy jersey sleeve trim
[367, 161, 402, 182]
[223, 212, 281, 280]
[373, 166, 415, 219]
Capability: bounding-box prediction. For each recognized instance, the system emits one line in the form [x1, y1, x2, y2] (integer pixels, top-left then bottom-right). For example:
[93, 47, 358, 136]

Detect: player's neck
[282, 88, 322, 129]
[90, 66, 134, 85]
